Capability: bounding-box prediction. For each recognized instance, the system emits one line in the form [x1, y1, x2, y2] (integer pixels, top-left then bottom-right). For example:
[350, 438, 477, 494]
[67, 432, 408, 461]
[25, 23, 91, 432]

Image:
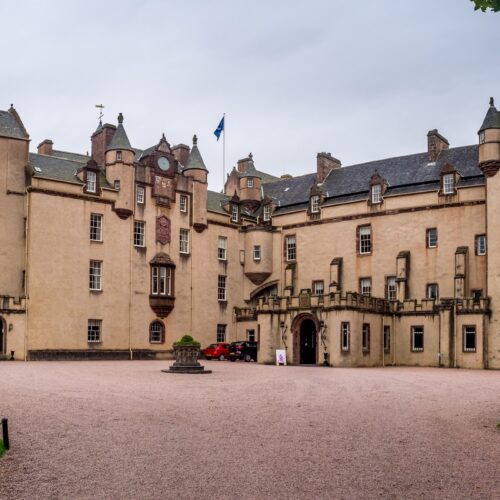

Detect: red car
[202, 342, 230, 361]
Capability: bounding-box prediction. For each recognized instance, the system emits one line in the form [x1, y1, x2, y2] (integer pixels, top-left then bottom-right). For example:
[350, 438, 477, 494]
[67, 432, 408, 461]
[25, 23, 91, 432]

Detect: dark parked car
[228, 341, 258, 362]
[202, 343, 230, 360]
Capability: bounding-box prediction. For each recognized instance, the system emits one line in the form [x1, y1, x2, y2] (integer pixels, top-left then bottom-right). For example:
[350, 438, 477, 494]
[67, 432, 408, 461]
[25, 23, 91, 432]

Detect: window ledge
[90, 289, 103, 294]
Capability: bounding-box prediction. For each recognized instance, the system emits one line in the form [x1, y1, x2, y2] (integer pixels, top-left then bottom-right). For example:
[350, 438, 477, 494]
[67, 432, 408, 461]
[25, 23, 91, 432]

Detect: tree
[471, 0, 500, 11]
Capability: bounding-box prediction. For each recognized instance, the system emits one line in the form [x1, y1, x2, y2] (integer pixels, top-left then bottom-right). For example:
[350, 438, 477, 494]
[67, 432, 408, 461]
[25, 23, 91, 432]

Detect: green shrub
[174, 334, 201, 347]
[0, 439, 5, 457]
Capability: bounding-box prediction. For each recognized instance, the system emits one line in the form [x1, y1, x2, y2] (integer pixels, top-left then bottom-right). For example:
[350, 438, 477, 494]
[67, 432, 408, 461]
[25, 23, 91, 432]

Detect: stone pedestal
[162, 344, 211, 374]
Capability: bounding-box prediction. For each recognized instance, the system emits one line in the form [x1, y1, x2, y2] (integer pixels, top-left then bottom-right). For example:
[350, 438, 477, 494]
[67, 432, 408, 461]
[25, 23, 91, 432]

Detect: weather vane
[95, 104, 104, 123]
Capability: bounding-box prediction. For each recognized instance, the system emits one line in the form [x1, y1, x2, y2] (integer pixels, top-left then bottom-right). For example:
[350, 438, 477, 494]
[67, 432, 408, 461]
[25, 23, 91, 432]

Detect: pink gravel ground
[0, 362, 499, 500]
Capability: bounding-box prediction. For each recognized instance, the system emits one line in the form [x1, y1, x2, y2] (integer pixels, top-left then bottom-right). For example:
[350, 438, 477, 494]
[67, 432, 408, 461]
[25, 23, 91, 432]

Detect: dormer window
[442, 173, 454, 194]
[263, 205, 271, 222]
[310, 195, 320, 213]
[116, 151, 122, 161]
[86, 171, 97, 193]
[371, 184, 382, 204]
[231, 204, 239, 223]
[247, 178, 254, 188]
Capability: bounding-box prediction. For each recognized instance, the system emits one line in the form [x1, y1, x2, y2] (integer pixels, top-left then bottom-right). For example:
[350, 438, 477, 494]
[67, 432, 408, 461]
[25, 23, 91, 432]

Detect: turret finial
[490, 97, 495, 107]
[118, 112, 124, 124]
[249, 152, 253, 159]
[161, 132, 166, 141]
[193, 134, 198, 145]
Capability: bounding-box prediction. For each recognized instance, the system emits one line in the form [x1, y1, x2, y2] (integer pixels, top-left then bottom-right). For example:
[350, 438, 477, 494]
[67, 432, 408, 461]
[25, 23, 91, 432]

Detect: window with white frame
[217, 324, 226, 343]
[310, 195, 320, 213]
[86, 171, 97, 193]
[179, 229, 190, 254]
[90, 213, 103, 241]
[247, 178, 254, 188]
[134, 221, 145, 247]
[383, 326, 390, 353]
[463, 326, 476, 352]
[362, 323, 370, 352]
[114, 180, 120, 191]
[149, 321, 164, 344]
[263, 205, 271, 222]
[136, 186, 145, 204]
[87, 319, 102, 343]
[341, 322, 350, 352]
[386, 276, 397, 301]
[411, 326, 424, 352]
[312, 280, 324, 295]
[479, 131, 485, 144]
[218, 275, 227, 301]
[151, 266, 172, 296]
[476, 234, 486, 256]
[218, 236, 227, 260]
[180, 194, 188, 213]
[426, 283, 438, 300]
[427, 228, 438, 248]
[116, 151, 122, 161]
[358, 225, 372, 254]
[253, 245, 261, 261]
[89, 260, 102, 291]
[286, 235, 296, 261]
[371, 184, 382, 204]
[360, 277, 372, 297]
[443, 173, 454, 194]
[231, 204, 239, 223]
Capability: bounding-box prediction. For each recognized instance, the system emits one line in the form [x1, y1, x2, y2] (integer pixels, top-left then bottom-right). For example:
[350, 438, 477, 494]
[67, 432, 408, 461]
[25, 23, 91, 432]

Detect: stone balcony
[0, 295, 26, 313]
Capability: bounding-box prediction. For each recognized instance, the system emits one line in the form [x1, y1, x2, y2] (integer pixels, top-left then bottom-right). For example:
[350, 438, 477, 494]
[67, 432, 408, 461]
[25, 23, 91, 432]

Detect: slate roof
[263, 145, 483, 213]
[184, 137, 207, 171]
[107, 115, 132, 151]
[207, 190, 229, 214]
[479, 101, 500, 131]
[51, 150, 90, 162]
[0, 109, 29, 140]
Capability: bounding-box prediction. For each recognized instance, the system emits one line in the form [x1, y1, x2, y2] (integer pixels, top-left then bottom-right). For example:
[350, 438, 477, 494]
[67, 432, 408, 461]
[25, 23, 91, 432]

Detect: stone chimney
[427, 129, 449, 162]
[91, 123, 116, 167]
[172, 143, 190, 166]
[37, 139, 53, 155]
[237, 155, 253, 173]
[316, 152, 341, 183]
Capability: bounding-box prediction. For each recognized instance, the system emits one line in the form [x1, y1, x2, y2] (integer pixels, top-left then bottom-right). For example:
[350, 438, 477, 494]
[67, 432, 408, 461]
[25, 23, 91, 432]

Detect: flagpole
[222, 112, 226, 190]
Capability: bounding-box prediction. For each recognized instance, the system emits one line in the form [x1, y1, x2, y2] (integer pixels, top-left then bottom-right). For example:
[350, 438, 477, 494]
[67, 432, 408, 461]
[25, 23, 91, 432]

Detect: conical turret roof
[107, 113, 133, 151]
[184, 135, 208, 171]
[479, 97, 500, 132]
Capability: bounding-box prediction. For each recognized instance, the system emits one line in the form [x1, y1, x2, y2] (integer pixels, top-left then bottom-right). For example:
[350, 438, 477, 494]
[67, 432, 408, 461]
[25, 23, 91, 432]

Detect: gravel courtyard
[0, 362, 499, 500]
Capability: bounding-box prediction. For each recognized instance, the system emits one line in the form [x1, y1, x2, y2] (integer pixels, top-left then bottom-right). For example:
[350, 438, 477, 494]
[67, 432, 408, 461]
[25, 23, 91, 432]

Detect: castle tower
[239, 153, 262, 210]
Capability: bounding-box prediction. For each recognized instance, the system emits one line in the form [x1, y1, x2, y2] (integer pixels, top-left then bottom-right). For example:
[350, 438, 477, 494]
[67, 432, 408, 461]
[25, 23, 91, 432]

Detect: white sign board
[276, 349, 287, 366]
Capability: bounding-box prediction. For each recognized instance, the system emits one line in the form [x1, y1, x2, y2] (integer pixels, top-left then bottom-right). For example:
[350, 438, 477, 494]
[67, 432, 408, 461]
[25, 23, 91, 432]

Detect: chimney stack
[91, 123, 116, 167]
[427, 129, 449, 162]
[37, 139, 53, 156]
[172, 144, 190, 166]
[316, 152, 341, 183]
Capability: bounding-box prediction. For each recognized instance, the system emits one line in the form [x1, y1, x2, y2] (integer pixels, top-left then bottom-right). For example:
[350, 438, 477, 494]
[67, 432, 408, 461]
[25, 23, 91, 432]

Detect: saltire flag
[214, 116, 224, 141]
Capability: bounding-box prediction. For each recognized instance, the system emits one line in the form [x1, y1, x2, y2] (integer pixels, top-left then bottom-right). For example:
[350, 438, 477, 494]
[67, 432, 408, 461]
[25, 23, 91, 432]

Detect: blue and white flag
[214, 116, 224, 141]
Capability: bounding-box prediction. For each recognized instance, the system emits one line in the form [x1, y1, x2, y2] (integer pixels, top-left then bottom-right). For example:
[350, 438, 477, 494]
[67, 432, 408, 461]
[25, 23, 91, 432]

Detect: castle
[1, 99, 499, 368]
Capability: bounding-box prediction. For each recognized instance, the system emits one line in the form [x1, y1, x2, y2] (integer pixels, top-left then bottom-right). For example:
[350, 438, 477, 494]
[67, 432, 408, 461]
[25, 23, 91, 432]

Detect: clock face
[157, 156, 170, 171]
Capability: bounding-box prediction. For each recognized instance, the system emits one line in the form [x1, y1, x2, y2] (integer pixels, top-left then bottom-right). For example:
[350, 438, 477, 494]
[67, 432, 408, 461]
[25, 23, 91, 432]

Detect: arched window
[150, 321, 165, 344]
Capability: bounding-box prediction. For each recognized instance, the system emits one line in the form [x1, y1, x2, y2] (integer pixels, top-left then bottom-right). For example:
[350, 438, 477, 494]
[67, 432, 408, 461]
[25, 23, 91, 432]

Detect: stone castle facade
[1, 99, 500, 368]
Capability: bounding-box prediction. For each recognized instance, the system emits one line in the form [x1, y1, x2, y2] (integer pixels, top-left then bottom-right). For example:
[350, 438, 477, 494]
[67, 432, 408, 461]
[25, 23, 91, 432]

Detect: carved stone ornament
[156, 215, 171, 245]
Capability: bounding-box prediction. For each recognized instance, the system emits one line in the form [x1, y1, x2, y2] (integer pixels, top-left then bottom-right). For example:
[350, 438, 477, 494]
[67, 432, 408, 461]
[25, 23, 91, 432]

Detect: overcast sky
[1, 0, 499, 191]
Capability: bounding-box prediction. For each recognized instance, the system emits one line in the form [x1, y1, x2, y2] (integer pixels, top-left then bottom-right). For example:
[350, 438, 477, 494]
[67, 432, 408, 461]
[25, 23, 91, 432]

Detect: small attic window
[231, 204, 239, 223]
[247, 178, 254, 188]
[116, 151, 122, 161]
[263, 205, 271, 222]
[442, 173, 454, 195]
[310, 195, 320, 213]
[371, 184, 382, 204]
[34, 166, 42, 173]
[284, 187, 290, 192]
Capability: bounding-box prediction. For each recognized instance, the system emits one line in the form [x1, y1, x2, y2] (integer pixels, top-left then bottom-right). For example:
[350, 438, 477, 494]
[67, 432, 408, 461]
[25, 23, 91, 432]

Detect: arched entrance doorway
[0, 317, 5, 357]
[292, 314, 318, 365]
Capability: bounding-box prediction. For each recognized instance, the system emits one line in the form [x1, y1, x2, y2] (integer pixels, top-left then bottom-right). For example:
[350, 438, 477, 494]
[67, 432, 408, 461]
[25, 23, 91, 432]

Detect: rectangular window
[218, 236, 227, 261]
[116, 151, 122, 161]
[475, 234, 486, 256]
[360, 277, 372, 297]
[253, 245, 261, 261]
[443, 173, 454, 194]
[411, 326, 424, 352]
[89, 260, 102, 291]
[362, 323, 370, 352]
[114, 179, 120, 191]
[180, 194, 188, 213]
[151, 266, 172, 296]
[311, 195, 320, 213]
[312, 280, 324, 295]
[341, 322, 350, 352]
[286, 235, 296, 261]
[133, 221, 145, 247]
[218, 275, 227, 301]
[463, 326, 477, 352]
[371, 184, 381, 204]
[263, 205, 271, 222]
[472, 289, 482, 304]
[179, 229, 190, 254]
[217, 324, 226, 343]
[150, 322, 164, 344]
[426, 228, 438, 248]
[86, 171, 97, 193]
[426, 283, 439, 300]
[247, 329, 255, 342]
[358, 225, 372, 254]
[90, 213, 103, 241]
[247, 178, 254, 188]
[87, 319, 102, 343]
[231, 205, 239, 223]
[383, 326, 390, 353]
[386, 276, 397, 301]
[136, 186, 145, 204]
[479, 131, 485, 144]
